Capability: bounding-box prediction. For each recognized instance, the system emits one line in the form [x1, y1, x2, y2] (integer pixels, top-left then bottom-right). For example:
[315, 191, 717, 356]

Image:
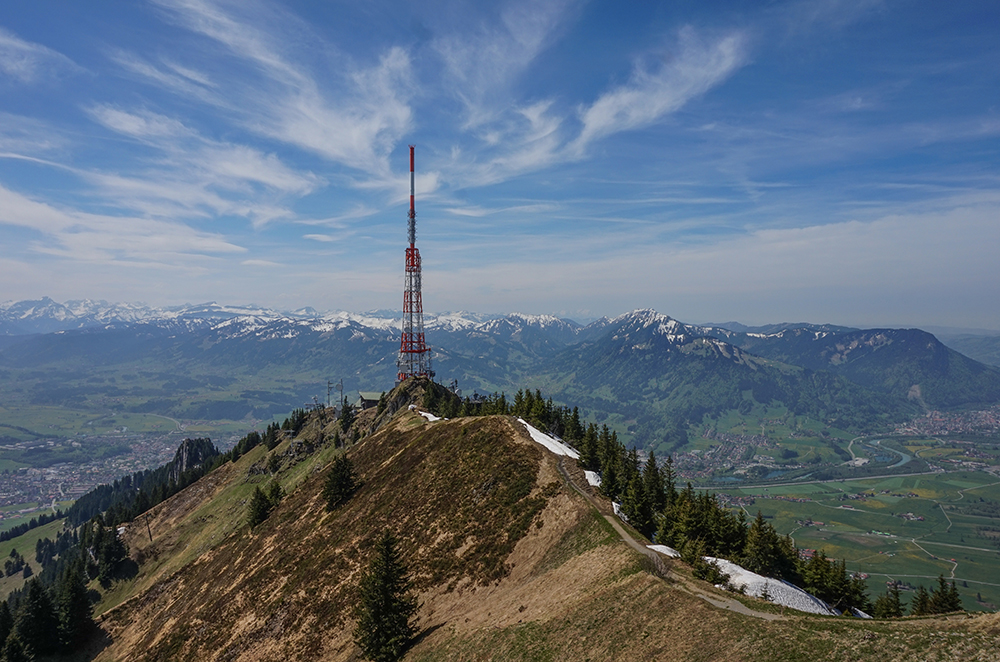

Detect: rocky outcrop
[168, 437, 219, 484]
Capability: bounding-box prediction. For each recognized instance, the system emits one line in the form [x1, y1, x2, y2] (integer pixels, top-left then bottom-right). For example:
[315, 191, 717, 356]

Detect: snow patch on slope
[517, 419, 580, 460]
[705, 557, 838, 616]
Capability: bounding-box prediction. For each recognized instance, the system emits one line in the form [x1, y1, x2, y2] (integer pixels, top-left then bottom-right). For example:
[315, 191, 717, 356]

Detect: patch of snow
[647, 544, 681, 558]
[584, 470, 601, 487]
[612, 501, 628, 523]
[516, 418, 580, 460]
[419, 411, 441, 422]
[704, 557, 838, 616]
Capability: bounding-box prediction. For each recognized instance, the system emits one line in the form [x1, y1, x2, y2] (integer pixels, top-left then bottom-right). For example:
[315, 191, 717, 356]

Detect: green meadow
[713, 470, 1000, 611]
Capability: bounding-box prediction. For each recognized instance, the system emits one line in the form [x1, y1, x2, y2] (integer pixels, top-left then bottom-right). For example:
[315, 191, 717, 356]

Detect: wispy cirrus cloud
[0, 27, 80, 83]
[0, 113, 68, 155]
[440, 25, 748, 188]
[0, 183, 244, 265]
[570, 27, 747, 155]
[84, 105, 319, 226]
[142, 0, 415, 179]
[434, 0, 581, 130]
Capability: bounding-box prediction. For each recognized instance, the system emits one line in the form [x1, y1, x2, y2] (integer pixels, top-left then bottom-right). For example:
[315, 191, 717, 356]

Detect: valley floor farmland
[713, 470, 1000, 611]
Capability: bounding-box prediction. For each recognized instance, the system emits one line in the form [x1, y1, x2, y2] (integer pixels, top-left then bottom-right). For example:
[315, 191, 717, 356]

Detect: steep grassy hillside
[85, 398, 999, 661]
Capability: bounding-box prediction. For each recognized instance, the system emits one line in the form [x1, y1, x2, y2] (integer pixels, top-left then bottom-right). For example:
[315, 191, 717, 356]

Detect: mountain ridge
[82, 396, 1000, 661]
[2, 299, 999, 450]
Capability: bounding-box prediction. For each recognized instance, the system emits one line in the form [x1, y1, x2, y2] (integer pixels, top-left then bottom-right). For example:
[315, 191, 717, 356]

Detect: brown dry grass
[89, 407, 1000, 662]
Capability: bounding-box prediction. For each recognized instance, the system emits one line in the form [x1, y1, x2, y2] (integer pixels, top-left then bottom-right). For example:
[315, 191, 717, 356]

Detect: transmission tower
[396, 145, 434, 383]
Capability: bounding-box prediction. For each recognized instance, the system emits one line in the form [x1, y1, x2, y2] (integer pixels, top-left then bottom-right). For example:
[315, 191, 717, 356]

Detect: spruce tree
[621, 473, 653, 538]
[642, 452, 666, 514]
[56, 563, 93, 651]
[742, 511, 781, 577]
[930, 575, 962, 613]
[14, 578, 58, 657]
[247, 486, 273, 529]
[323, 454, 358, 511]
[353, 530, 418, 662]
[339, 401, 355, 434]
[97, 528, 127, 584]
[662, 455, 677, 507]
[266, 480, 284, 506]
[0, 600, 12, 648]
[872, 583, 905, 618]
[600, 458, 620, 501]
[910, 585, 931, 616]
[579, 424, 599, 471]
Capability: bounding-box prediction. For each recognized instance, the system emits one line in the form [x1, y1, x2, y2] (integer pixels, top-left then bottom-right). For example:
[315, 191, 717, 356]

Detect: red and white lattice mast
[396, 145, 434, 382]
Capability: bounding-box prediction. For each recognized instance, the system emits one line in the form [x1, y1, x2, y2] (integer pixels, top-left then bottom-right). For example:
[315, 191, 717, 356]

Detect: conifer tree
[910, 585, 931, 616]
[930, 575, 962, 613]
[247, 486, 273, 529]
[600, 457, 620, 501]
[56, 563, 93, 651]
[266, 479, 284, 506]
[14, 578, 58, 657]
[97, 527, 127, 584]
[621, 473, 653, 537]
[742, 511, 781, 577]
[579, 424, 599, 471]
[568, 407, 583, 442]
[0, 600, 12, 648]
[642, 452, 666, 514]
[662, 455, 677, 507]
[354, 531, 418, 662]
[323, 453, 358, 511]
[872, 582, 905, 618]
[339, 401, 356, 434]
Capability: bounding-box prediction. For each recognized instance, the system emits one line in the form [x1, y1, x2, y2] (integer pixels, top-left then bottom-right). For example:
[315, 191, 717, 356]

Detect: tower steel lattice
[397, 145, 434, 383]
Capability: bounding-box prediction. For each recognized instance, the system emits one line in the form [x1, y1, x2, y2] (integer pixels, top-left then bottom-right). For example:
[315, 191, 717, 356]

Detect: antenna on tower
[396, 145, 434, 383]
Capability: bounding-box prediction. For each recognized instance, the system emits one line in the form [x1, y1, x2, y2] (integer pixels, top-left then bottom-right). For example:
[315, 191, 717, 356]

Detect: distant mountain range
[2, 298, 1000, 452]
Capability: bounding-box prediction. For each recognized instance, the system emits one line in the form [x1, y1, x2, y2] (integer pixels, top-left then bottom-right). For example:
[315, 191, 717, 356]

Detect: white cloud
[0, 184, 244, 265]
[0, 27, 79, 83]
[435, 0, 580, 129]
[87, 105, 193, 140]
[84, 106, 319, 225]
[0, 113, 67, 155]
[271, 46, 414, 175]
[146, 0, 414, 178]
[571, 27, 747, 155]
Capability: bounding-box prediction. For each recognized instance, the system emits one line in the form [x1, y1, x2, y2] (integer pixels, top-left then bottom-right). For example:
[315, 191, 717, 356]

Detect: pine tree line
[575, 412, 875, 612]
[0, 511, 64, 544]
[1, 560, 93, 658]
[420, 384, 974, 618]
[425, 388, 586, 442]
[873, 575, 963, 617]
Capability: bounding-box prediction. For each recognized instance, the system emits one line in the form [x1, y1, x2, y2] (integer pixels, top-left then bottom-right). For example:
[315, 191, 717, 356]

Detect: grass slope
[85, 405, 999, 661]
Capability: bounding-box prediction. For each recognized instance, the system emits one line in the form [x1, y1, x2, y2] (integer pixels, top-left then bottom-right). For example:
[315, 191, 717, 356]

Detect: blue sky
[1, 0, 998, 329]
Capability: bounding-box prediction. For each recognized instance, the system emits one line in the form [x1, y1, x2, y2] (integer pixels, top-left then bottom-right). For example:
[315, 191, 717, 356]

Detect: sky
[1, 0, 998, 329]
